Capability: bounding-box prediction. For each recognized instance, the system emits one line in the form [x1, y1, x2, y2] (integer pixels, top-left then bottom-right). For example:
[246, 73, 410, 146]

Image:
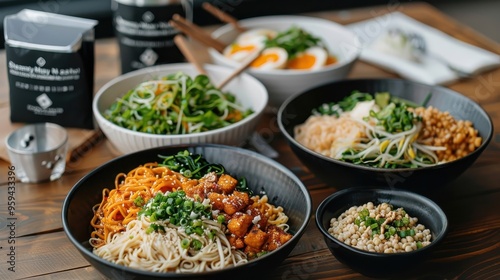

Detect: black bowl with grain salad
[315, 187, 448, 278]
[278, 78, 493, 192]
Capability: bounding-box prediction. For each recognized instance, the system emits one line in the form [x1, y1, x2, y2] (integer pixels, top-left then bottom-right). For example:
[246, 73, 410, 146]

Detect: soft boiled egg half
[222, 28, 277, 62]
[236, 28, 277, 44]
[287, 46, 331, 70]
[250, 47, 288, 70]
[223, 28, 338, 71]
[223, 36, 265, 62]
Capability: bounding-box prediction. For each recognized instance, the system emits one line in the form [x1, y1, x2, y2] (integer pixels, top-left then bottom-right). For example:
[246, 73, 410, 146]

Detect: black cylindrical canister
[112, 0, 192, 73]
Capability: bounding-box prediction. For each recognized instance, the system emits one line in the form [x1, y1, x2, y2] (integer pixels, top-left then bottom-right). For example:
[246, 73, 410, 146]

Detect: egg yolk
[325, 55, 338, 66]
[229, 44, 257, 55]
[251, 53, 280, 68]
[287, 53, 318, 70]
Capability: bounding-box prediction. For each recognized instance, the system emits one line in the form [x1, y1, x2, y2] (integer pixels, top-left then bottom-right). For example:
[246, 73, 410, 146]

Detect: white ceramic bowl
[208, 15, 361, 107]
[93, 63, 268, 154]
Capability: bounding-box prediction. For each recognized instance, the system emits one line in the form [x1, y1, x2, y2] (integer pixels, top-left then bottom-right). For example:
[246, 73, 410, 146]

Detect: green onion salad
[295, 91, 444, 168]
[104, 72, 254, 135]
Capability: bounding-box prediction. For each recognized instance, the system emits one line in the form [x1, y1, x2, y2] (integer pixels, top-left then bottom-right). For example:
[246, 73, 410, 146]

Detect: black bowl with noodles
[277, 78, 493, 193]
[62, 144, 312, 280]
[315, 187, 448, 278]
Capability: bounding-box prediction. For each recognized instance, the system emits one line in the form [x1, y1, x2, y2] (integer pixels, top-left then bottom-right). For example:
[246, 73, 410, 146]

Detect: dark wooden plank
[0, 170, 93, 238]
[24, 267, 106, 280]
[7, 225, 498, 280]
[0, 231, 91, 280]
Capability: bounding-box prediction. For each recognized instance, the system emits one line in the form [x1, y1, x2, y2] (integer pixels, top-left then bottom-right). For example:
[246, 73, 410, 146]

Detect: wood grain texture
[0, 2, 499, 279]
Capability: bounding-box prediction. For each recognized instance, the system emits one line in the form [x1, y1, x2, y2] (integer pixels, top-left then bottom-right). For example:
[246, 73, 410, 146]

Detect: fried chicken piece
[227, 212, 253, 237]
[246, 206, 268, 230]
[228, 234, 245, 249]
[244, 225, 269, 249]
[208, 191, 250, 215]
[181, 179, 200, 198]
[264, 225, 293, 251]
[217, 174, 238, 193]
[182, 172, 219, 199]
[223, 191, 250, 215]
[208, 192, 225, 210]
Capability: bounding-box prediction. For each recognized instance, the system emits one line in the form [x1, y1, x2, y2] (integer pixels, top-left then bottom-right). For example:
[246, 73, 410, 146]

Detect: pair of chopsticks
[170, 3, 258, 89]
[174, 33, 260, 89]
[169, 2, 248, 52]
[169, 14, 226, 53]
[201, 2, 247, 33]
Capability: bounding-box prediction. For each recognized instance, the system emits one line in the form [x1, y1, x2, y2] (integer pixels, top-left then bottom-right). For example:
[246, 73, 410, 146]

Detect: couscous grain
[328, 202, 432, 253]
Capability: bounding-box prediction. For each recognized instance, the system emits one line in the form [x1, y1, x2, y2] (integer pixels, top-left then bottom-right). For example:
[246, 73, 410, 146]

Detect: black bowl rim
[277, 77, 494, 173]
[61, 143, 312, 278]
[315, 187, 449, 257]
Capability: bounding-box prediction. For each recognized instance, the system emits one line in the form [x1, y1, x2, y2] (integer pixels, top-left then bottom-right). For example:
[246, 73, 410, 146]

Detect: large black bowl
[316, 187, 448, 278]
[62, 144, 312, 280]
[278, 78, 493, 192]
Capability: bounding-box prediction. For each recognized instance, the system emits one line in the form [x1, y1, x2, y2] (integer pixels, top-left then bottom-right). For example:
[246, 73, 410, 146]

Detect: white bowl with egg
[208, 15, 361, 107]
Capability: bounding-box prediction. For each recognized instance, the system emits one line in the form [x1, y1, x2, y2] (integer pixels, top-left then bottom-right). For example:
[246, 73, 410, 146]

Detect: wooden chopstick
[68, 128, 105, 163]
[170, 13, 257, 89]
[174, 35, 207, 75]
[217, 49, 262, 89]
[170, 14, 226, 53]
[202, 2, 246, 33]
[173, 32, 251, 90]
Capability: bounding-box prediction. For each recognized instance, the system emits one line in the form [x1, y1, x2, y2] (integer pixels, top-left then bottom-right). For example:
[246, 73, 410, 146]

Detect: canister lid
[4, 9, 98, 53]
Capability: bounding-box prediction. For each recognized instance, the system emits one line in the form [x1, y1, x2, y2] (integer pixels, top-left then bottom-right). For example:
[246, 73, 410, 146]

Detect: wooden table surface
[1, 2, 499, 279]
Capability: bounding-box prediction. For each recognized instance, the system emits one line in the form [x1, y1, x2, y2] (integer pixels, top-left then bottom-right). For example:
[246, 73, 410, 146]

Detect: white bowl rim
[208, 15, 362, 76]
[93, 63, 269, 139]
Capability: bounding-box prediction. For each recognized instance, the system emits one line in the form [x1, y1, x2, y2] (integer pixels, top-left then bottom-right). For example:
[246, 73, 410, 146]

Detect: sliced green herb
[139, 190, 212, 241]
[133, 196, 145, 207]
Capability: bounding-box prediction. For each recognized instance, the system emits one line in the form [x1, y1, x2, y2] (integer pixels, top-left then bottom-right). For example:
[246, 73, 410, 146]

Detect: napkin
[347, 12, 500, 85]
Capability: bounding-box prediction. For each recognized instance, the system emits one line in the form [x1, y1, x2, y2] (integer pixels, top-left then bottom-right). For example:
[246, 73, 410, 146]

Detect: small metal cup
[5, 123, 68, 183]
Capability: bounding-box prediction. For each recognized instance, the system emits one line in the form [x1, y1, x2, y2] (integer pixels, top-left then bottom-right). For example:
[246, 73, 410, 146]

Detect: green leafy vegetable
[158, 150, 225, 179]
[104, 72, 253, 135]
[314, 91, 420, 133]
[311, 91, 433, 168]
[264, 26, 324, 58]
[369, 100, 419, 133]
[312, 91, 373, 117]
[235, 177, 253, 196]
[374, 92, 390, 108]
